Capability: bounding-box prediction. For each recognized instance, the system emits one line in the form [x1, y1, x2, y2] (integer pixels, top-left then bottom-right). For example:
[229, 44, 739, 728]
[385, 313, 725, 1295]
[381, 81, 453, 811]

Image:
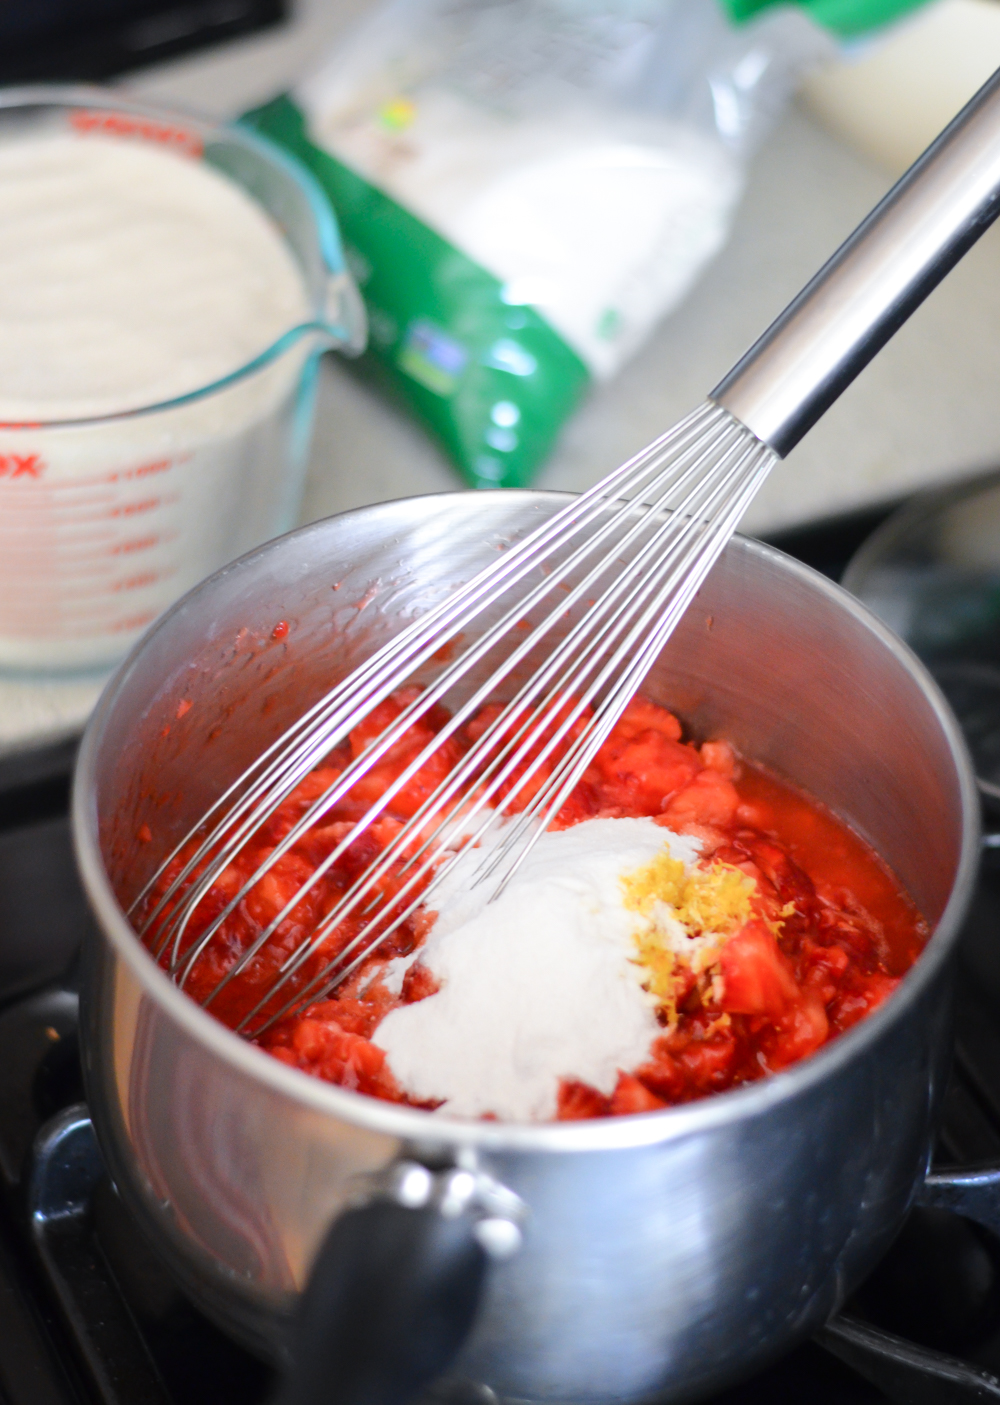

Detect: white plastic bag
[299, 0, 830, 379]
[247, 1, 842, 486]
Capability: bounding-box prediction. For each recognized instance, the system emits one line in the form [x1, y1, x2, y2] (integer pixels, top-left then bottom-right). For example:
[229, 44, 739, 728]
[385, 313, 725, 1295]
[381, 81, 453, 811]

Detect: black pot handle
[816, 1314, 1000, 1402]
[918, 1162, 1000, 1238]
[273, 1161, 525, 1405]
[812, 1164, 1000, 1403]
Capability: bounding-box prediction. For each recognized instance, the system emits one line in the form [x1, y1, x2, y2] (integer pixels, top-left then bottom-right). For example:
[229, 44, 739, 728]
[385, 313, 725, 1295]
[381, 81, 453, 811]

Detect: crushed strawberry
[142, 687, 926, 1118]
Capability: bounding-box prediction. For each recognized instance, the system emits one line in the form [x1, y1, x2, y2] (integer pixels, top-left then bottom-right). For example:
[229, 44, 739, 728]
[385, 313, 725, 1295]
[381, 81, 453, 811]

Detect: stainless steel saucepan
[73, 492, 983, 1404]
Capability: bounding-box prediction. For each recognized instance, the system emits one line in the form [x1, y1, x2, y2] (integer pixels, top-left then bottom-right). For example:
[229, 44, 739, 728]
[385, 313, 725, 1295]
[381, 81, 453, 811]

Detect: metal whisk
[136, 66, 1000, 1037]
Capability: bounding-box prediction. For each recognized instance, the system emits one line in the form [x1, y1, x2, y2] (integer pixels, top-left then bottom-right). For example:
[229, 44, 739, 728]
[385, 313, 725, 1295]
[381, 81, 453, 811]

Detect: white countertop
[6, 0, 1000, 755]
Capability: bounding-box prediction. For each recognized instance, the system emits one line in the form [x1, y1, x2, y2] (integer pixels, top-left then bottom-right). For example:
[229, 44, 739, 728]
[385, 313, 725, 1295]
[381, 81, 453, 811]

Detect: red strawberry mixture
[141, 690, 927, 1119]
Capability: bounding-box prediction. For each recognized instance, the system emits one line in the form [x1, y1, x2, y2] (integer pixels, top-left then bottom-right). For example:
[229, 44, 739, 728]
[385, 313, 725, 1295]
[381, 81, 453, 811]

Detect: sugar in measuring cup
[0, 87, 365, 673]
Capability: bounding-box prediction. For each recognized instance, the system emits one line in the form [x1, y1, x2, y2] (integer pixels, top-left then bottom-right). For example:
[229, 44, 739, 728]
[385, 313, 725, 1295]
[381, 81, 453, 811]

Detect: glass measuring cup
[0, 86, 366, 674]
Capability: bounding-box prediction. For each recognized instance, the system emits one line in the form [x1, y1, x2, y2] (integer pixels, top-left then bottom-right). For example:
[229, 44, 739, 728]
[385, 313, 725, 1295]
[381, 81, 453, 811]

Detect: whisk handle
[711, 64, 1000, 458]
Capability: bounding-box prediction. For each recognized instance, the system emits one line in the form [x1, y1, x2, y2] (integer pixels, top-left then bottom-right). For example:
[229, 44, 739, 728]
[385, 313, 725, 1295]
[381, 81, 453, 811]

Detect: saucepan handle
[273, 1161, 525, 1405]
[813, 1164, 1000, 1404]
[918, 1162, 1000, 1238]
[816, 1314, 1000, 1402]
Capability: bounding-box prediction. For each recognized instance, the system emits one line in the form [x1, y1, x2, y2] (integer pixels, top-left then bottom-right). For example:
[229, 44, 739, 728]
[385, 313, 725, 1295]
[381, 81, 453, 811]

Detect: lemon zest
[622, 853, 755, 935]
[632, 932, 676, 1002]
[622, 849, 762, 1016]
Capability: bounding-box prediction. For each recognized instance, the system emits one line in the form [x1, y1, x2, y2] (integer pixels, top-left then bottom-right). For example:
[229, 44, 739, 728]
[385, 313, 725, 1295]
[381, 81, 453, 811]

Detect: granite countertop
[5, 0, 1000, 756]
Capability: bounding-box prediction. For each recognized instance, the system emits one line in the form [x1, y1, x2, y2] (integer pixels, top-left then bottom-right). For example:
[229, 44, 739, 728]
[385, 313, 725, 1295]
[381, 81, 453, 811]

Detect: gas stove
[2, 506, 1000, 1405]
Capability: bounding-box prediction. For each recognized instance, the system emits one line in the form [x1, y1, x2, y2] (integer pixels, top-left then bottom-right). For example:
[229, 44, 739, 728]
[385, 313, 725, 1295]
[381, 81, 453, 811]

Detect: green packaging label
[722, 0, 931, 36]
[243, 96, 590, 491]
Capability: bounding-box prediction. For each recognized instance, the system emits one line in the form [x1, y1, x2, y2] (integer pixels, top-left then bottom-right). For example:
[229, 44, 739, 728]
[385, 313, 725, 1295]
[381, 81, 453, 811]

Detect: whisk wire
[184, 412, 746, 1010]
[142, 403, 726, 956]
[139, 403, 779, 1036]
[227, 424, 775, 1033]
[479, 440, 777, 895]
[152, 408, 734, 965]
[450, 435, 773, 893]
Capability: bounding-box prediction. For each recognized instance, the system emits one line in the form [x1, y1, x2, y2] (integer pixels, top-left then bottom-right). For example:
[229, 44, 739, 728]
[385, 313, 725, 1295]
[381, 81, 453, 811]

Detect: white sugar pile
[0, 132, 308, 419]
[373, 817, 702, 1122]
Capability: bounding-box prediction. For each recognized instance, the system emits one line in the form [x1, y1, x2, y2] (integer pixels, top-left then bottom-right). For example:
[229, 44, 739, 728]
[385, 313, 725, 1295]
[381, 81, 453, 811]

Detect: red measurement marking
[109, 611, 157, 632]
[108, 536, 161, 555]
[107, 459, 172, 484]
[69, 110, 203, 158]
[0, 453, 43, 479]
[0, 468, 144, 492]
[110, 498, 160, 517]
[129, 459, 171, 479]
[271, 620, 289, 640]
[0, 422, 42, 431]
[112, 572, 160, 591]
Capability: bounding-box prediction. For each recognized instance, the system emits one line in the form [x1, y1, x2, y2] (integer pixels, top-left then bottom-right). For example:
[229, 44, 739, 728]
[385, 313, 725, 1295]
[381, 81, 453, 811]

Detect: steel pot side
[73, 492, 980, 1404]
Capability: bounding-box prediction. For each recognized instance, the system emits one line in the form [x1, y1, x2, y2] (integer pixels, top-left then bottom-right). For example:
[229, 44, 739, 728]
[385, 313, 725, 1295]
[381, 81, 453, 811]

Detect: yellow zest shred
[631, 933, 676, 1003]
[765, 899, 798, 938]
[622, 853, 755, 934]
[621, 852, 687, 913]
[706, 1011, 731, 1035]
[621, 849, 762, 1018]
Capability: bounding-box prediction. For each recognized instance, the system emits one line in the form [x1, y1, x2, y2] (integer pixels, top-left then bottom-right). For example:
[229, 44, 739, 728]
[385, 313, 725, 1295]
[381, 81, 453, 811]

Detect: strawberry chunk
[765, 996, 829, 1071]
[610, 1073, 667, 1115]
[719, 921, 800, 1018]
[557, 1079, 611, 1120]
[588, 727, 702, 815]
[660, 768, 740, 830]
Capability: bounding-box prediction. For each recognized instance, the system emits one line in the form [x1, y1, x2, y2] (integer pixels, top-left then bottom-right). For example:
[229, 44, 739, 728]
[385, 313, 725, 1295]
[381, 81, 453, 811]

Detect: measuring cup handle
[323, 271, 367, 357]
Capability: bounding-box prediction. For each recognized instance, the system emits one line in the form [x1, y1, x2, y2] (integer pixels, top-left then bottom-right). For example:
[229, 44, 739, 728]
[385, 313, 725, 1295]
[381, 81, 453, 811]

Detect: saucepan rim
[72, 490, 982, 1154]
